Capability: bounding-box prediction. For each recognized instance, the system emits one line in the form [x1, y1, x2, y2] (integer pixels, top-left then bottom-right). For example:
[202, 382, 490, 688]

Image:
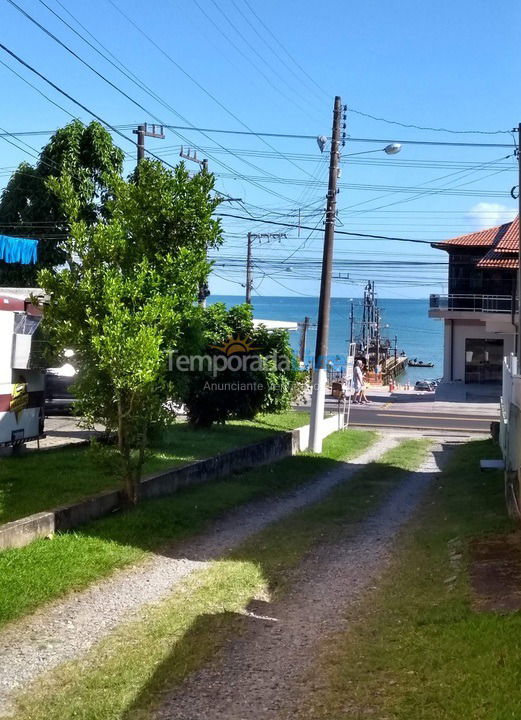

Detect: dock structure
[382, 354, 408, 384]
[365, 355, 408, 386]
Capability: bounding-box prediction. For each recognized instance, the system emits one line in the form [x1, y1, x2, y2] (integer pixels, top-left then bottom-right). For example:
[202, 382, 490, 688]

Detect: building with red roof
[429, 217, 517, 388]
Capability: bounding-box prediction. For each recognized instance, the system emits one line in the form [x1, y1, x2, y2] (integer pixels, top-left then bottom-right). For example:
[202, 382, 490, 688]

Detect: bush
[180, 303, 301, 427]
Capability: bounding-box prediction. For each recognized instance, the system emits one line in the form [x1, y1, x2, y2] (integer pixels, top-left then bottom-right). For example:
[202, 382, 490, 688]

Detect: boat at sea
[408, 359, 434, 368]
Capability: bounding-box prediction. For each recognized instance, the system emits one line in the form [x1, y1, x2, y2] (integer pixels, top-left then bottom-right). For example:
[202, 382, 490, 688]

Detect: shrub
[180, 303, 301, 427]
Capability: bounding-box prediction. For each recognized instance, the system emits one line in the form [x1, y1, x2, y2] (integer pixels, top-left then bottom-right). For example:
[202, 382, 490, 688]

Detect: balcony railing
[429, 294, 514, 313]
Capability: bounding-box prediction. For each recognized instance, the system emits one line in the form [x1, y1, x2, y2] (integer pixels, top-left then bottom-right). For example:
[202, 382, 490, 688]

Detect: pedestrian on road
[353, 359, 371, 405]
[353, 360, 363, 403]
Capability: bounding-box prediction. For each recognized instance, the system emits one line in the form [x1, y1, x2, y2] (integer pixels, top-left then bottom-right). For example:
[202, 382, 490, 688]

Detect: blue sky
[1, 0, 519, 298]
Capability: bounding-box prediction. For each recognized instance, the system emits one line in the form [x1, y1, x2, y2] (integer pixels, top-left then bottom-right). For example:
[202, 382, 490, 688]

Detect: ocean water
[209, 295, 444, 385]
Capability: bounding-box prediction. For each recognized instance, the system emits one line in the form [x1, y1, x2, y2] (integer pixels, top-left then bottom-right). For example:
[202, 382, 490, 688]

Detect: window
[464, 338, 503, 384]
[13, 312, 41, 336]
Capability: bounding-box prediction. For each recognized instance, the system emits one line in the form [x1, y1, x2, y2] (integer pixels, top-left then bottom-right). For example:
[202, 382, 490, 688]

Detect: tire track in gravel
[0, 434, 398, 713]
[153, 440, 455, 720]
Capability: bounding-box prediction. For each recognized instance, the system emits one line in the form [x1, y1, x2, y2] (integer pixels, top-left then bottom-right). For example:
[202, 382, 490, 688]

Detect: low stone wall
[0, 414, 345, 551]
[0, 512, 56, 551]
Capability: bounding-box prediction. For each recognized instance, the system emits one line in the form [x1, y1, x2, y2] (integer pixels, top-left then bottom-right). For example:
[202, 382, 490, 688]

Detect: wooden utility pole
[132, 123, 165, 164]
[309, 96, 343, 453]
[299, 316, 311, 362]
[375, 309, 381, 373]
[516, 123, 521, 361]
[180, 146, 210, 306]
[246, 232, 253, 304]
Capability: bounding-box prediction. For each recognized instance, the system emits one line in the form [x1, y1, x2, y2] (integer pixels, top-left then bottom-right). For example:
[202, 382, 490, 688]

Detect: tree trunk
[118, 394, 138, 505]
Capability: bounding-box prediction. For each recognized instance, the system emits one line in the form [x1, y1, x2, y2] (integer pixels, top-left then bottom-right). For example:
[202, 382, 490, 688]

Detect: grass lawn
[0, 427, 376, 629]
[0, 411, 308, 525]
[10, 438, 431, 720]
[293, 438, 521, 720]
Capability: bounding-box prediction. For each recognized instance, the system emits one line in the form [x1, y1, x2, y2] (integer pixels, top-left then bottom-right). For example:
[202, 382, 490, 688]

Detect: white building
[429, 217, 518, 391]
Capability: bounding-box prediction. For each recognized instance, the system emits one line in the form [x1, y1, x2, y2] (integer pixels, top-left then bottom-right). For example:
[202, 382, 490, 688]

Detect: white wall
[0, 313, 14, 382]
[442, 318, 515, 383]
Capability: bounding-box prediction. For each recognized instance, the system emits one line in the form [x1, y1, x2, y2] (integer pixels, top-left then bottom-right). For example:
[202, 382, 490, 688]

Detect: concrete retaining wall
[0, 414, 345, 551]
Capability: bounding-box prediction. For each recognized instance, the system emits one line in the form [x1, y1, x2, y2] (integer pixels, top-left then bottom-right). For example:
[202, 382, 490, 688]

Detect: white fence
[501, 354, 521, 517]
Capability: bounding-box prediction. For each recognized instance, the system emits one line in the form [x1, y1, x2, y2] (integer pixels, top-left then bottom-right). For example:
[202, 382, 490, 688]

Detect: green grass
[0, 411, 307, 525]
[0, 428, 376, 629]
[294, 438, 521, 720]
[10, 437, 430, 720]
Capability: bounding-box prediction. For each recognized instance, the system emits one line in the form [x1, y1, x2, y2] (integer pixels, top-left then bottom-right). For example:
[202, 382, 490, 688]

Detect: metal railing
[429, 293, 514, 313]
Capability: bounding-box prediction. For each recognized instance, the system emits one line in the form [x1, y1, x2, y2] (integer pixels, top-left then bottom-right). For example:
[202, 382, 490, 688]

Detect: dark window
[464, 338, 503, 384]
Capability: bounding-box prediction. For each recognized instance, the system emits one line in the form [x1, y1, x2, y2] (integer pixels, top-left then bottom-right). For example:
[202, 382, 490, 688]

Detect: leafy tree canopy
[0, 120, 124, 286]
[39, 158, 222, 502]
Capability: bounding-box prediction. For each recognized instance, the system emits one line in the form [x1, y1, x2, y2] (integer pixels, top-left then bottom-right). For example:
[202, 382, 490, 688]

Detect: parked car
[44, 361, 76, 412]
[414, 380, 436, 392]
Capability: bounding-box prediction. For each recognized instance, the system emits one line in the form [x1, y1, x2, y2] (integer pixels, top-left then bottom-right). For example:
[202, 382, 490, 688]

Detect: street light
[308, 110, 402, 453]
[343, 144, 403, 158]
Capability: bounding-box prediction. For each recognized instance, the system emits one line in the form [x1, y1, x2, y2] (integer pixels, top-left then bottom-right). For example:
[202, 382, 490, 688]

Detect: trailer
[0, 290, 45, 447]
[0, 235, 44, 448]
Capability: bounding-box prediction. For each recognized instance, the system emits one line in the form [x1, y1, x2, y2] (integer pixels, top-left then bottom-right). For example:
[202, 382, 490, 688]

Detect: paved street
[24, 416, 104, 451]
[343, 404, 494, 434]
[358, 387, 495, 434]
[300, 385, 500, 435]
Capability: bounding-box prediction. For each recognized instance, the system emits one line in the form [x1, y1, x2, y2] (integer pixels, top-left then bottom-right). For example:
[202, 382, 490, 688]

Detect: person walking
[353, 359, 371, 404]
[353, 359, 364, 403]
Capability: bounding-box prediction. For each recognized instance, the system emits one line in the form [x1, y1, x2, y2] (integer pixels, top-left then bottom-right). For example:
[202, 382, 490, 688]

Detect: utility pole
[309, 96, 343, 453]
[516, 123, 521, 362]
[299, 316, 311, 362]
[394, 335, 398, 362]
[132, 123, 165, 164]
[246, 232, 253, 304]
[375, 309, 381, 374]
[180, 146, 208, 173]
[179, 146, 211, 306]
[245, 232, 286, 304]
[349, 302, 354, 346]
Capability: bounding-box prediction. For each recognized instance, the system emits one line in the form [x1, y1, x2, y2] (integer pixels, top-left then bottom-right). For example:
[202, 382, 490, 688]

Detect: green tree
[180, 302, 302, 427]
[0, 120, 124, 286]
[39, 158, 222, 503]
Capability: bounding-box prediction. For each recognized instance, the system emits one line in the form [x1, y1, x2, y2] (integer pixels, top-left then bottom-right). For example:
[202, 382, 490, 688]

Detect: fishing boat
[408, 358, 434, 368]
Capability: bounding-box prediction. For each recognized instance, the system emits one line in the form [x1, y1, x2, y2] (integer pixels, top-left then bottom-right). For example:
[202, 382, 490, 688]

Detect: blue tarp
[0, 235, 38, 264]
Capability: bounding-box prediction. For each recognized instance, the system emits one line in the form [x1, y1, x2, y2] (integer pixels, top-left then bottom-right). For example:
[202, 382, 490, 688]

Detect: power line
[6, 0, 299, 203]
[241, 0, 330, 101]
[104, 0, 321, 180]
[0, 47, 293, 206]
[0, 58, 78, 122]
[346, 107, 509, 135]
[342, 153, 514, 213]
[152, 125, 515, 148]
[193, 0, 319, 122]
[346, 165, 512, 215]
[213, 173, 511, 196]
[34, 0, 305, 192]
[229, 0, 324, 105]
[215, 212, 434, 244]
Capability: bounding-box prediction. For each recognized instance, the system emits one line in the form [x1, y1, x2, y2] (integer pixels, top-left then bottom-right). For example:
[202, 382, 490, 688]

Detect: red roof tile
[477, 250, 518, 269]
[436, 217, 518, 249]
[494, 216, 519, 251]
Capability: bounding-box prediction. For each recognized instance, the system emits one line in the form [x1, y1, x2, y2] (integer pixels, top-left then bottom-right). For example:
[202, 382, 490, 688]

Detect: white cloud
[466, 202, 517, 230]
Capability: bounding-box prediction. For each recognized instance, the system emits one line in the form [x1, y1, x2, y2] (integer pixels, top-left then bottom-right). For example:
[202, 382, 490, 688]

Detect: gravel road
[0, 434, 397, 714]
[153, 441, 454, 720]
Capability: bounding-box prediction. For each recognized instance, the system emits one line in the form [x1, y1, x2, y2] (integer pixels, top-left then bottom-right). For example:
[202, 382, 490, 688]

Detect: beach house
[429, 216, 518, 392]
